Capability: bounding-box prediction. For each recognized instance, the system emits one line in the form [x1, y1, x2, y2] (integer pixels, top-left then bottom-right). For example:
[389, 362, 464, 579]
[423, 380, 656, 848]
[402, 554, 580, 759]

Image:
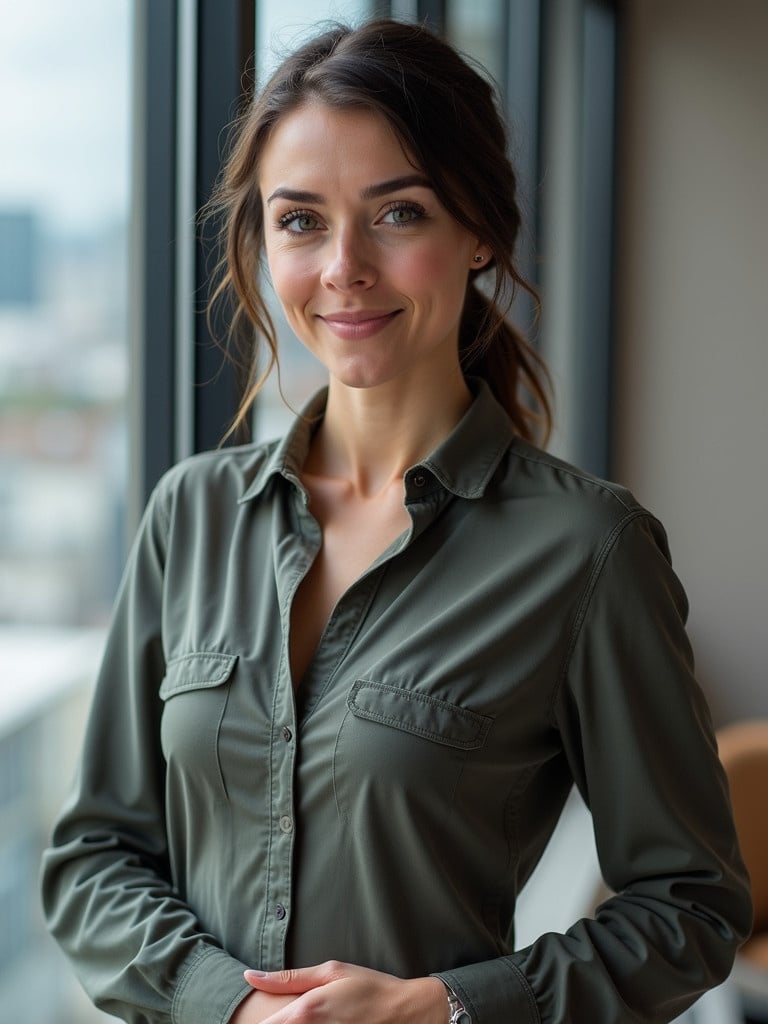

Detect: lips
[318, 309, 402, 340]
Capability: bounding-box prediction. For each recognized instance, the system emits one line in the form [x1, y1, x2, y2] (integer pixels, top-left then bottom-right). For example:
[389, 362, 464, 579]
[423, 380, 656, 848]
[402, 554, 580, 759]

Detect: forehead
[259, 102, 419, 191]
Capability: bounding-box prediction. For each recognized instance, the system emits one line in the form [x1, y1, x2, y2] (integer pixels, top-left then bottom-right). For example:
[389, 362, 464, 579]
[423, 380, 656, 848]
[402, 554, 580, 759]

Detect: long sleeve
[435, 512, 752, 1024]
[40, 479, 254, 1024]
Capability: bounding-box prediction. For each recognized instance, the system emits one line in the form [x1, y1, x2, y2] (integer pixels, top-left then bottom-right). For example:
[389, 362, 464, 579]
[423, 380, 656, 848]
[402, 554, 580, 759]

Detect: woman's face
[259, 102, 487, 393]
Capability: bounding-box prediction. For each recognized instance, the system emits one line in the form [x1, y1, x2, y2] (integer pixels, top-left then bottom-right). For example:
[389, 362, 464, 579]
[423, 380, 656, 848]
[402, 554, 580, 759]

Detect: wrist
[404, 975, 451, 1024]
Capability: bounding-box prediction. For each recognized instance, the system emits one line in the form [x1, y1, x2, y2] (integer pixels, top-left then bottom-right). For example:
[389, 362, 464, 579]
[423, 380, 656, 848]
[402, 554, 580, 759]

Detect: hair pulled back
[207, 18, 552, 444]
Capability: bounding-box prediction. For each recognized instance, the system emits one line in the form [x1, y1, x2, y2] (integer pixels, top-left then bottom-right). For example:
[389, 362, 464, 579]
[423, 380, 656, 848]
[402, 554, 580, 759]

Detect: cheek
[398, 237, 470, 288]
[266, 250, 317, 312]
[398, 244, 471, 312]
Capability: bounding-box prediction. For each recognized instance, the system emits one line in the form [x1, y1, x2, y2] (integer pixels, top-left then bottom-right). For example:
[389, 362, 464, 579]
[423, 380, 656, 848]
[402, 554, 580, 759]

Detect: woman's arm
[230, 991, 300, 1024]
[40, 479, 257, 1024]
[435, 514, 752, 1023]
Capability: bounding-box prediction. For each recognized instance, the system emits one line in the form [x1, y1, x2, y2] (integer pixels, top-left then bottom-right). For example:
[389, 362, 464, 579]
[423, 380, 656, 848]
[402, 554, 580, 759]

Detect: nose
[320, 227, 377, 292]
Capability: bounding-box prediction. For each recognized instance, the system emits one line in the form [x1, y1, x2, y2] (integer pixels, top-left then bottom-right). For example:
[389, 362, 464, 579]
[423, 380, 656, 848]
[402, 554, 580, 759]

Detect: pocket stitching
[347, 679, 492, 750]
[160, 652, 237, 698]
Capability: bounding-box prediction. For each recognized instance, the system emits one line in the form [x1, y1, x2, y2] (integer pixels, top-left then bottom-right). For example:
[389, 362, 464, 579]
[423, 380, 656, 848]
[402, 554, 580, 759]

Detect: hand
[230, 990, 299, 1024]
[242, 960, 447, 1024]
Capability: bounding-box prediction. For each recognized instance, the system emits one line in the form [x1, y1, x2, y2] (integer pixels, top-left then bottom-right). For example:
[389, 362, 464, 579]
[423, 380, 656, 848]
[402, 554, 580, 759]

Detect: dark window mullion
[576, 0, 617, 476]
[132, 0, 178, 516]
[537, 0, 618, 474]
[193, 0, 256, 454]
[503, 0, 543, 331]
[418, 0, 445, 32]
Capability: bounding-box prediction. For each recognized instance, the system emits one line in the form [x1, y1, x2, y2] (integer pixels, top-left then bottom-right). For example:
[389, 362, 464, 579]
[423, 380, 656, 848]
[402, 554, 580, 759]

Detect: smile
[318, 310, 402, 340]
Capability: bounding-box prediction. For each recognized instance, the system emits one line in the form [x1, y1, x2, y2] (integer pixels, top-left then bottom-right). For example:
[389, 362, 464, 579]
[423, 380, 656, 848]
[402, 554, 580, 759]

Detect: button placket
[262, 473, 339, 966]
[261, 493, 318, 968]
[262, 606, 302, 966]
[261, 704, 296, 964]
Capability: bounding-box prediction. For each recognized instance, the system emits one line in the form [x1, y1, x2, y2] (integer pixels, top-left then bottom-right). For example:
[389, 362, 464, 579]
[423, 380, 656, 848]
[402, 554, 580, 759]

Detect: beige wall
[614, 0, 768, 723]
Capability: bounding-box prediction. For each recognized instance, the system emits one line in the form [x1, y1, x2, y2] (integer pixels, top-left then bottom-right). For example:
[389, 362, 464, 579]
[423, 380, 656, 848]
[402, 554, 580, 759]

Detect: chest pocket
[159, 652, 238, 799]
[333, 679, 493, 819]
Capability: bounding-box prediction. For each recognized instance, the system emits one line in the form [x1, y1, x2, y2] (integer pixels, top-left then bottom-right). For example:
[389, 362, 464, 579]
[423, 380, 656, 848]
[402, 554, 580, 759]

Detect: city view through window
[0, 3, 131, 1020]
[0, 3, 477, 1019]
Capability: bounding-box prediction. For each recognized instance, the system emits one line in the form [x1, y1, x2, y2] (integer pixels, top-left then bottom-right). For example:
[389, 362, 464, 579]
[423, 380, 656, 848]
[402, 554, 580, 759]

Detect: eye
[277, 210, 322, 233]
[381, 201, 426, 227]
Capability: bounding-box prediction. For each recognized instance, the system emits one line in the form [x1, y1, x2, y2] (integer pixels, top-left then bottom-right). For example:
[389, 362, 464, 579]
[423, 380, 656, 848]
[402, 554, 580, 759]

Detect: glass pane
[0, 2, 132, 1020]
[253, 0, 377, 441]
[445, 0, 507, 91]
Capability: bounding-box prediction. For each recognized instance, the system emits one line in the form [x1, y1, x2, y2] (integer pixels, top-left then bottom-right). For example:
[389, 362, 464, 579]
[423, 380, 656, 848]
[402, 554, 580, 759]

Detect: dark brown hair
[206, 18, 552, 443]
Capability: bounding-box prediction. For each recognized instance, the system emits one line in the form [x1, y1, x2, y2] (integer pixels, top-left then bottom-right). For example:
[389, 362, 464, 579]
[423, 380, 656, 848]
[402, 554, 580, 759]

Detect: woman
[42, 19, 751, 1024]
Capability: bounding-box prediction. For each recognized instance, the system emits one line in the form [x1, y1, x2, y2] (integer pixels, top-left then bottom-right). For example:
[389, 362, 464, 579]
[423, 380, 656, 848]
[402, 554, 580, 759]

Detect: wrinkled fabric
[41, 381, 751, 1024]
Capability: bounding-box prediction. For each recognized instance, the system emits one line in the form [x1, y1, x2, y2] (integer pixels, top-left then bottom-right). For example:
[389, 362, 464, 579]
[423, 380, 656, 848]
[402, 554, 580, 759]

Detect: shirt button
[279, 815, 293, 833]
[281, 726, 293, 742]
[275, 903, 287, 920]
[412, 473, 426, 488]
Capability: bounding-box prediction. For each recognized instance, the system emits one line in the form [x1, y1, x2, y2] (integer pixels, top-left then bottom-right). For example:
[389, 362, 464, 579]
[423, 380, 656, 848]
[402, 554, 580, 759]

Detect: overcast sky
[0, 0, 378, 236]
[0, 0, 131, 234]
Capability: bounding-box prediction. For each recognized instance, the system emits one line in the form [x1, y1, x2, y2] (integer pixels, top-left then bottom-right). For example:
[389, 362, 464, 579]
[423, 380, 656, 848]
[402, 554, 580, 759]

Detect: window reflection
[445, 0, 507, 93]
[0, 2, 131, 1019]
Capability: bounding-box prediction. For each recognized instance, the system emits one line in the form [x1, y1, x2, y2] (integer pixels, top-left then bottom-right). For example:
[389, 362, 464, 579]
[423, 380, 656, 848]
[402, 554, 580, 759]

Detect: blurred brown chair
[718, 720, 768, 1021]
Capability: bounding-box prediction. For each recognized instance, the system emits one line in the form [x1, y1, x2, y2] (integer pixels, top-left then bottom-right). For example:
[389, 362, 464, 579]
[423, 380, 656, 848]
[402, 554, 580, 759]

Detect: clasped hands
[231, 959, 448, 1024]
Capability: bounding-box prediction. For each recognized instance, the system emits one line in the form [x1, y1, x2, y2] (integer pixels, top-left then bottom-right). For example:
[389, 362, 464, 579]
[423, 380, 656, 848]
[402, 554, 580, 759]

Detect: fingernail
[245, 969, 269, 979]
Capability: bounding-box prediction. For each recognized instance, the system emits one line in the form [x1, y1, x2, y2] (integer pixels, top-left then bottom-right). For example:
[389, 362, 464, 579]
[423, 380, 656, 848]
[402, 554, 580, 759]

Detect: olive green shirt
[41, 381, 751, 1024]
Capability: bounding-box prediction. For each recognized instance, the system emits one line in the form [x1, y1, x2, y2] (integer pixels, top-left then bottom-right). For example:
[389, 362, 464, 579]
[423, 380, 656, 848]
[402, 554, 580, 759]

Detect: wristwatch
[444, 983, 472, 1024]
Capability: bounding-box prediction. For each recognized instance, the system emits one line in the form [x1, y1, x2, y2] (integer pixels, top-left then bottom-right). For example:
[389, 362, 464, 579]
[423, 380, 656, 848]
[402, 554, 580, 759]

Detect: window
[1, 3, 619, 1017]
[0, 3, 132, 1019]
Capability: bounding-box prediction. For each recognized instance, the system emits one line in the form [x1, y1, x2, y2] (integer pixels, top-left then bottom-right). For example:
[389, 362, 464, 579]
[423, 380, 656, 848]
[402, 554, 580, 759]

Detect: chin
[328, 358, 405, 391]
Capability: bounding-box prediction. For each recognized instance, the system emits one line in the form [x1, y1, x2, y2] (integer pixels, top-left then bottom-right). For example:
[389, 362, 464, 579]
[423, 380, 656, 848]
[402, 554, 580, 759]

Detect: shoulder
[504, 438, 639, 512]
[151, 439, 281, 517]
[492, 437, 671, 563]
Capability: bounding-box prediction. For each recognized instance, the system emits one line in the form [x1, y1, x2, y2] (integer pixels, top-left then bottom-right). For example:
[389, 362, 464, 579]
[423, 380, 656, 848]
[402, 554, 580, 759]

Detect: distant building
[0, 210, 41, 306]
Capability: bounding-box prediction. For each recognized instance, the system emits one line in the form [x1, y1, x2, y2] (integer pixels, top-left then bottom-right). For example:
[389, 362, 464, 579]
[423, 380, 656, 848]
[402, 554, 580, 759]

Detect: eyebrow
[361, 174, 432, 199]
[266, 174, 432, 205]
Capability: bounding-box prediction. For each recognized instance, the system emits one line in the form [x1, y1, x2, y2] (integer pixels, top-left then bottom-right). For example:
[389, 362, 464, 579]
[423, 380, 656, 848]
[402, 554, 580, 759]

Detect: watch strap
[444, 982, 472, 1024]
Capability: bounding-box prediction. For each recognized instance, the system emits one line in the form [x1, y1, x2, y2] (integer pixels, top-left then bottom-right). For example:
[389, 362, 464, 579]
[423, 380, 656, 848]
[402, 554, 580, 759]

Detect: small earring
[473, 254, 484, 264]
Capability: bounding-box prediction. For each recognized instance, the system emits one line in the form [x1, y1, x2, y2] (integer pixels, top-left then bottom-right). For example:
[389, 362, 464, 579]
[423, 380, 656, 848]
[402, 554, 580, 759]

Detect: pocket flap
[347, 680, 492, 750]
[159, 652, 238, 699]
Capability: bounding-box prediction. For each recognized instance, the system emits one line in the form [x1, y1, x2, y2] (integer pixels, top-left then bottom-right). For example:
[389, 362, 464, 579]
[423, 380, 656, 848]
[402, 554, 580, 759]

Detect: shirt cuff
[172, 945, 253, 1024]
[434, 957, 540, 1024]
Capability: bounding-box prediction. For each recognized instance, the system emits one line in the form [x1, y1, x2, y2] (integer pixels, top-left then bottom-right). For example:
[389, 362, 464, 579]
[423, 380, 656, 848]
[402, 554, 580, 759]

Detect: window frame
[131, 0, 619, 531]
[131, 0, 255, 522]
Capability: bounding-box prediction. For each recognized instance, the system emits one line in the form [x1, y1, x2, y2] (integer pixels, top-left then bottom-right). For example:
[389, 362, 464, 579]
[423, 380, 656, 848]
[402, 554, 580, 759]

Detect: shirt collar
[415, 378, 516, 498]
[239, 378, 516, 504]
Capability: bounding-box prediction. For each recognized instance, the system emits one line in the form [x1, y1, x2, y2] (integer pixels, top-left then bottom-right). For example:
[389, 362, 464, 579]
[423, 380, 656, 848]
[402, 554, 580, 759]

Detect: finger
[244, 962, 343, 994]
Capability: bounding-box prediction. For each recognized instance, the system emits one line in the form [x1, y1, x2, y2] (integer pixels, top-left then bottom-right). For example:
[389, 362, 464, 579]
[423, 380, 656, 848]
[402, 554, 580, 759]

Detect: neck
[305, 368, 472, 497]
